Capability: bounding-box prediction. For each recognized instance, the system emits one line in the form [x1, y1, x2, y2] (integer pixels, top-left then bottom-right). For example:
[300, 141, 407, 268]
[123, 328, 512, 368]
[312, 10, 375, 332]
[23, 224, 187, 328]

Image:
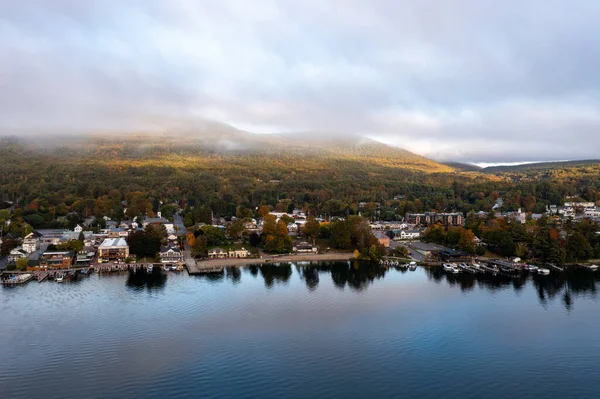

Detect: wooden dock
[1, 273, 34, 286]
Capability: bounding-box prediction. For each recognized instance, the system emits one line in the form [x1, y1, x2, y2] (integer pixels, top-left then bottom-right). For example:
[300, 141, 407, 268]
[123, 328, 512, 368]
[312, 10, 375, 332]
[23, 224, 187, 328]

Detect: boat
[587, 264, 599, 271]
[56, 274, 65, 283]
[443, 263, 454, 271]
[450, 266, 461, 274]
[147, 265, 153, 273]
[537, 268, 550, 275]
[526, 265, 538, 273]
[409, 261, 417, 271]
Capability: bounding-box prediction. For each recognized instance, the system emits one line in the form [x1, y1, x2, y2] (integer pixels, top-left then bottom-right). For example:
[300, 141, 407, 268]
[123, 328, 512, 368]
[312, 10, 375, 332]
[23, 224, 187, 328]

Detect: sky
[1, 0, 600, 163]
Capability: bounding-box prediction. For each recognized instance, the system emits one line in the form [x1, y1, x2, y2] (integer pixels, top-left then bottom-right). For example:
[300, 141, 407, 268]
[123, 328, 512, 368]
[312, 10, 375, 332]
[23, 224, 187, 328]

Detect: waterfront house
[75, 251, 96, 267]
[228, 248, 251, 258]
[208, 248, 228, 259]
[98, 238, 129, 263]
[160, 245, 183, 264]
[293, 242, 318, 254]
[38, 250, 76, 269]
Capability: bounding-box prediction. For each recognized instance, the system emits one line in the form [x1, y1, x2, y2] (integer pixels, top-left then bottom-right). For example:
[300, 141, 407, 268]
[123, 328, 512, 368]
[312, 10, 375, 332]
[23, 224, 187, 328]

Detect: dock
[1, 273, 34, 286]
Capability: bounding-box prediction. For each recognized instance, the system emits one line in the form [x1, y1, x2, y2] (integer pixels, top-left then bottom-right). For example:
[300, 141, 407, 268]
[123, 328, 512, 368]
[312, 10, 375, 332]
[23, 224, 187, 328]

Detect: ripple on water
[1, 266, 600, 399]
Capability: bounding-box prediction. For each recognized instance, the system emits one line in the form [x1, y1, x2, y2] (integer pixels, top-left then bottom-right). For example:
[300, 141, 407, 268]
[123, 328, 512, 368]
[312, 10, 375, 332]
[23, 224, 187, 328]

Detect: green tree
[200, 225, 226, 246]
[16, 258, 29, 271]
[302, 216, 321, 243]
[566, 231, 593, 262]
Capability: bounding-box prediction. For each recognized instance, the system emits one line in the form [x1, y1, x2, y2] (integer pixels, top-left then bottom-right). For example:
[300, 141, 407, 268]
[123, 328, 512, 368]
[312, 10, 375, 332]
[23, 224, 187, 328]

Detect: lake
[1, 262, 599, 399]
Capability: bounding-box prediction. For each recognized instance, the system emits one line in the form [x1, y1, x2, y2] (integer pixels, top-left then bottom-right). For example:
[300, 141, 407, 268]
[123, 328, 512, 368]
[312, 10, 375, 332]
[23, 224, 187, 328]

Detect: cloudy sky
[1, 0, 599, 163]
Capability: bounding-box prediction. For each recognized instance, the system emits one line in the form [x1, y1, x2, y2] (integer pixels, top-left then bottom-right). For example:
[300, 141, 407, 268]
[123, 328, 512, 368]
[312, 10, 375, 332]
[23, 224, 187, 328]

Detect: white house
[8, 247, 28, 263]
[22, 231, 42, 254]
[397, 230, 421, 240]
[208, 248, 228, 259]
[228, 248, 251, 258]
[293, 242, 318, 253]
[160, 245, 183, 264]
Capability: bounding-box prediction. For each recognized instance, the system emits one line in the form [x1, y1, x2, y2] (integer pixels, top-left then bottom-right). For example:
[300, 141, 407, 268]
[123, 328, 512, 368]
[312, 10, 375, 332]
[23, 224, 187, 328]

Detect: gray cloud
[1, 0, 599, 162]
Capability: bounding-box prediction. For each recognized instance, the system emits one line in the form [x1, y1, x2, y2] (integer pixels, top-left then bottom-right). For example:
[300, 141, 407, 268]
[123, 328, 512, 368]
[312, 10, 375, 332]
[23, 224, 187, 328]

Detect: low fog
[2, 0, 600, 163]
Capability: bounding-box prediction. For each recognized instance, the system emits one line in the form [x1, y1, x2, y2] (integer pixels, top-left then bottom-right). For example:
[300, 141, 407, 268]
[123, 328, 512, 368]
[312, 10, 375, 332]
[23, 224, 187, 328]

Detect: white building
[160, 245, 183, 264]
[22, 231, 42, 253]
[397, 230, 421, 240]
[8, 247, 28, 263]
[98, 238, 129, 263]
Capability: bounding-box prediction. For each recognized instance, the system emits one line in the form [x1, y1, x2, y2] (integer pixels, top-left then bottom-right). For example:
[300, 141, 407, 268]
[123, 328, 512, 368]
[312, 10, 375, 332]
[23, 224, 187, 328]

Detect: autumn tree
[302, 216, 321, 244]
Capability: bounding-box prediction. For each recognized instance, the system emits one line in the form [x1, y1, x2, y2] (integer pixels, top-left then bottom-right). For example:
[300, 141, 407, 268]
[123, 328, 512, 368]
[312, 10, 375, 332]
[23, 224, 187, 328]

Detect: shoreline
[189, 252, 353, 272]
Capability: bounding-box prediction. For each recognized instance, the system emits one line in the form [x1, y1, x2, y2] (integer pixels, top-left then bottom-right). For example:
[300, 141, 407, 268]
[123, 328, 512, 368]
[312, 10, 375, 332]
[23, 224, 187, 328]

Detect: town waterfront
[1, 262, 599, 399]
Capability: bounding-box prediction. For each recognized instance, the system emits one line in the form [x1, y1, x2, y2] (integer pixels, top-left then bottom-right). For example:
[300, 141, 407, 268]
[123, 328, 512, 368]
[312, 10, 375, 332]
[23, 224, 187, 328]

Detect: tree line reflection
[126, 262, 600, 311]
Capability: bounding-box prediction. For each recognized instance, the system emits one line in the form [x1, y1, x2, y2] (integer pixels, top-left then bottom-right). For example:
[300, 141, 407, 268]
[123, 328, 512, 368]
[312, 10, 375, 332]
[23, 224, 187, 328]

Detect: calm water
[1, 263, 599, 399]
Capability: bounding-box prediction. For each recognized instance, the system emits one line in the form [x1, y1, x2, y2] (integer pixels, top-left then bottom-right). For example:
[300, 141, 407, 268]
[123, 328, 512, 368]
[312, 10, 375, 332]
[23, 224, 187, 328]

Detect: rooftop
[99, 238, 128, 248]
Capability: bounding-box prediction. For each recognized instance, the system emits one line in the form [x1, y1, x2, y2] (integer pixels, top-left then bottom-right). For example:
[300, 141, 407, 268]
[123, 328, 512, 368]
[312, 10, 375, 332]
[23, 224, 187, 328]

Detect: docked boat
[537, 268, 550, 275]
[56, 274, 65, 283]
[526, 265, 538, 273]
[450, 266, 461, 274]
[443, 263, 454, 271]
[147, 265, 153, 273]
[409, 261, 417, 271]
[587, 264, 599, 271]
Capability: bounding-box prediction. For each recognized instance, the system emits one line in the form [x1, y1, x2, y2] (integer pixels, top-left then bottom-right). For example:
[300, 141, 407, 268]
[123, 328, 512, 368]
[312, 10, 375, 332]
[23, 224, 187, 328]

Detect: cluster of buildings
[546, 202, 600, 220]
[3, 214, 184, 271]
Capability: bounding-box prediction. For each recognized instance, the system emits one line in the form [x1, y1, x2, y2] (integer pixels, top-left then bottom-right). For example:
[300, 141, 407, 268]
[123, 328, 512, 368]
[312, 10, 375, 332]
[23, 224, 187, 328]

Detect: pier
[1, 273, 34, 286]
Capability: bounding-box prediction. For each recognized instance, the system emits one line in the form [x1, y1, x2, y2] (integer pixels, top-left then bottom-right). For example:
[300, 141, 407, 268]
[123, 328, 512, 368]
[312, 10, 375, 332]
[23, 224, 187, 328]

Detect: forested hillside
[1, 132, 600, 232]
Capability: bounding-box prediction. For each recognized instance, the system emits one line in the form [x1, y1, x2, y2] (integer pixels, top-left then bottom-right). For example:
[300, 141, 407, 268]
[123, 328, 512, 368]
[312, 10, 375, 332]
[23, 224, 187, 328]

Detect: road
[173, 213, 187, 236]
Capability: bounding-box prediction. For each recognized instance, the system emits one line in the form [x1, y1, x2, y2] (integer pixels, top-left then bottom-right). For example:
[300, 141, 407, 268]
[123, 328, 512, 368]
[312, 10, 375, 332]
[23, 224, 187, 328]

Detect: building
[160, 245, 183, 264]
[208, 248, 228, 259]
[397, 230, 421, 240]
[142, 217, 175, 234]
[98, 238, 129, 263]
[8, 247, 28, 263]
[22, 231, 42, 253]
[74, 251, 95, 267]
[228, 248, 251, 258]
[406, 212, 464, 227]
[293, 242, 318, 253]
[108, 228, 129, 238]
[38, 251, 75, 269]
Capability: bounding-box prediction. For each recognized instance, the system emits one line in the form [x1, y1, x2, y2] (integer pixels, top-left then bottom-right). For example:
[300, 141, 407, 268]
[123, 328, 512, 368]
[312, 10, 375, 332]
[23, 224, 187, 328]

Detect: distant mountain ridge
[3, 128, 455, 174]
[482, 159, 600, 173]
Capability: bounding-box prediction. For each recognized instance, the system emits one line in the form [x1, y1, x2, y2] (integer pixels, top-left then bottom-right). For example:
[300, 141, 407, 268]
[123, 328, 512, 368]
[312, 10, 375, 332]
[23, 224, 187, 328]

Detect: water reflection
[423, 267, 600, 311]
[240, 262, 600, 311]
[226, 267, 242, 284]
[259, 263, 292, 288]
[126, 268, 167, 290]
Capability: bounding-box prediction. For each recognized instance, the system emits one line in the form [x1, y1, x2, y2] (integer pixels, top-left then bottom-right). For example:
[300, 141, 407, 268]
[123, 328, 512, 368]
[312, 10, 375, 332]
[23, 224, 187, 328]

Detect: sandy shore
[193, 252, 353, 270]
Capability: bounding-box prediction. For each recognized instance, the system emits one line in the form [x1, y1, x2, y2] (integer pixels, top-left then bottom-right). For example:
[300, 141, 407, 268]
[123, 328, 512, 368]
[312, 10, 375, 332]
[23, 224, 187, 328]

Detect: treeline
[423, 214, 600, 265]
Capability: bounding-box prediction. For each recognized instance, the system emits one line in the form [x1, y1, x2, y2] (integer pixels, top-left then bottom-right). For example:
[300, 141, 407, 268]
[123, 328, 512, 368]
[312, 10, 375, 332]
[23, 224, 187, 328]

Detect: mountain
[483, 160, 600, 173]
[5, 128, 454, 174]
